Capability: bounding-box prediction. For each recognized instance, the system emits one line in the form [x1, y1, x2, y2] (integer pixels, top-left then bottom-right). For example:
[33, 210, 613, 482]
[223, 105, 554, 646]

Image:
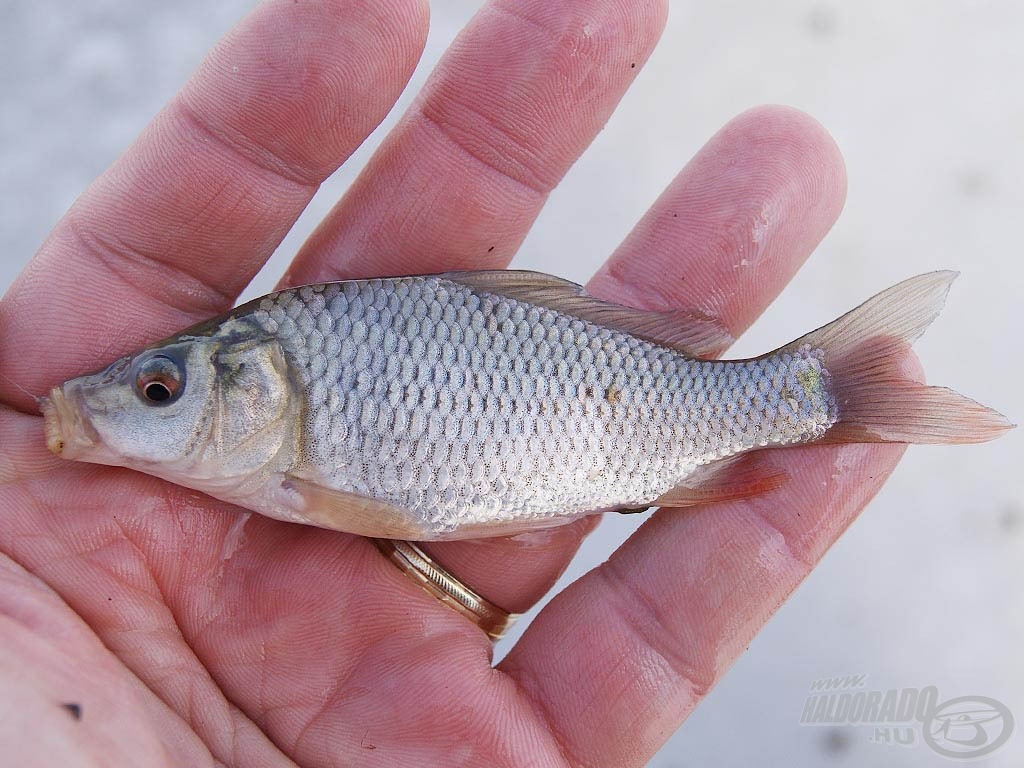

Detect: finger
[277, 0, 668, 616]
[0, 553, 219, 766]
[592, 104, 849, 341]
[495, 104, 868, 760]
[420, 105, 849, 613]
[1, 468, 545, 766]
[0, 0, 428, 411]
[500, 453, 909, 767]
[0, 406, 62, 485]
[283, 0, 669, 285]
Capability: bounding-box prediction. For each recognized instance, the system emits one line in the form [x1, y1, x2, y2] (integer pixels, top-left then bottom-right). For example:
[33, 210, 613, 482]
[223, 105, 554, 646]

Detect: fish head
[42, 331, 300, 488]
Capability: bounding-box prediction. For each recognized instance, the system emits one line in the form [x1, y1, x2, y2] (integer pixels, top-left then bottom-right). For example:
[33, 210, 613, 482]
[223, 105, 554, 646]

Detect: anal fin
[652, 453, 788, 508]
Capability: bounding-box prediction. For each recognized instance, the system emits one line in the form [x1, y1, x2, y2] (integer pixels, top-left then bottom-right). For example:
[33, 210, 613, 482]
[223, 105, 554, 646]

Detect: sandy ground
[2, 1, 1021, 765]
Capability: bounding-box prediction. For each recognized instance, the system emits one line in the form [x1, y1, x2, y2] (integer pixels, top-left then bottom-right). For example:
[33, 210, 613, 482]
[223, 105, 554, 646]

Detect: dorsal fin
[438, 270, 733, 359]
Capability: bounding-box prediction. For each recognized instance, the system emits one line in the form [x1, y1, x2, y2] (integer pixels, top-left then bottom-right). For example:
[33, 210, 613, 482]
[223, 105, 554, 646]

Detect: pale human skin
[0, 1, 910, 765]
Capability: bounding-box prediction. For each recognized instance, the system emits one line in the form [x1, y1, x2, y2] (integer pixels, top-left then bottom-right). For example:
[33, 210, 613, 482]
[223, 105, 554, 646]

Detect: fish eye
[134, 354, 185, 405]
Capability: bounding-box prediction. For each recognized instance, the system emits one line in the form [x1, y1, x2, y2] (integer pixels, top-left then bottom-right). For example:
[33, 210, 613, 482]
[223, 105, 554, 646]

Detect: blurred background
[2, 1, 1021, 765]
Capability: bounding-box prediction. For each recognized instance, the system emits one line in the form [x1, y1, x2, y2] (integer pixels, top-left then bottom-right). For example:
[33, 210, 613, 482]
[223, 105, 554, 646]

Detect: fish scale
[247, 276, 834, 533]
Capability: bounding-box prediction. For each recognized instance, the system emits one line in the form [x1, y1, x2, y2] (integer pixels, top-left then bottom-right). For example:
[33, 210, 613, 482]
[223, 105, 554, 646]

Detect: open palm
[0, 1, 907, 765]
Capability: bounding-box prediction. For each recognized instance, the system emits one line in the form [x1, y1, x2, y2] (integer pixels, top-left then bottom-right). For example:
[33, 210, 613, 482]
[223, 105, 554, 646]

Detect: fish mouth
[41, 385, 99, 458]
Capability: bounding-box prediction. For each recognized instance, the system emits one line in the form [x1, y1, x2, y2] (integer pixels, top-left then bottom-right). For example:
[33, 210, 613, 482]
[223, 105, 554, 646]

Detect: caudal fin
[786, 272, 1013, 445]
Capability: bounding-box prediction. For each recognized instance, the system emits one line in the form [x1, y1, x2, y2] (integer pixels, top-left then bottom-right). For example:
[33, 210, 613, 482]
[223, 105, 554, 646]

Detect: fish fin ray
[444, 513, 582, 540]
[282, 476, 430, 539]
[438, 270, 732, 359]
[652, 453, 788, 507]
[785, 272, 1013, 444]
[819, 384, 1013, 445]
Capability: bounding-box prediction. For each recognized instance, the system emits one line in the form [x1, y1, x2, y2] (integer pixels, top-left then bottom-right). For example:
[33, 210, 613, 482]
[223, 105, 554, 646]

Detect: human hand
[0, 1, 902, 765]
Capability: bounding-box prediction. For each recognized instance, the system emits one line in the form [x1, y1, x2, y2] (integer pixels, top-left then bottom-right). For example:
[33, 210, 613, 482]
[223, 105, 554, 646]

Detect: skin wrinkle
[36, 483, 286, 766]
[281, 631, 472, 760]
[181, 0, 430, 179]
[200, 541, 391, 739]
[491, 0, 667, 78]
[690, 508, 812, 673]
[288, 133, 540, 282]
[584, 644, 687, 765]
[0, 558, 218, 766]
[184, 510, 258, 652]
[0, 554, 74, 634]
[97, 123, 312, 254]
[422, 4, 616, 193]
[462, 2, 647, 188]
[735, 499, 818, 573]
[113, 613, 289, 766]
[681, 200, 786, 329]
[276, 618, 420, 753]
[0, 628, 206, 768]
[62, 215, 238, 321]
[172, 98, 325, 189]
[741, 442, 906, 565]
[509, 663, 578, 768]
[176, 180, 273, 260]
[596, 560, 715, 697]
[288, 655, 376, 757]
[414, 108, 552, 199]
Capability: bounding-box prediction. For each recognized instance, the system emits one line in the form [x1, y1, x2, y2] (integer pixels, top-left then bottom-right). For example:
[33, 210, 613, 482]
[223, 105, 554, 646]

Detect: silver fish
[41, 270, 1011, 539]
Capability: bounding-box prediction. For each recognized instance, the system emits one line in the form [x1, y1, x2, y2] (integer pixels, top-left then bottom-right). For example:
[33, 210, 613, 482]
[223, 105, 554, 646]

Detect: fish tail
[788, 271, 1013, 444]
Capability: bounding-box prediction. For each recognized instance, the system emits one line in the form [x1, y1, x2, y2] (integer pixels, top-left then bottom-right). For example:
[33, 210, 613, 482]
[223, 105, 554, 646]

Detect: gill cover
[43, 327, 301, 492]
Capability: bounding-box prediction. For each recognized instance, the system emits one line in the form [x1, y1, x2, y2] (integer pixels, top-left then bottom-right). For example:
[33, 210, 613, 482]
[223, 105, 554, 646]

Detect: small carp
[41, 271, 1011, 540]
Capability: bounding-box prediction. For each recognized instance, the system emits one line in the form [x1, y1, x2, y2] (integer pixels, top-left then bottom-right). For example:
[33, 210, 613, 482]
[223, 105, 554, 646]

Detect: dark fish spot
[630, 62, 636, 68]
[61, 702, 82, 721]
[487, 245, 495, 252]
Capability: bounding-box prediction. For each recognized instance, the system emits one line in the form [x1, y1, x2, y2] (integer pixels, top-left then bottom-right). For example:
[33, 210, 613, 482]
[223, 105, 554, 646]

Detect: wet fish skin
[41, 271, 1012, 540]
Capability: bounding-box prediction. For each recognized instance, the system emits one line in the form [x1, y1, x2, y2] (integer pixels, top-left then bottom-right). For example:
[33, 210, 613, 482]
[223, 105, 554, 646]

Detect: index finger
[0, 0, 428, 412]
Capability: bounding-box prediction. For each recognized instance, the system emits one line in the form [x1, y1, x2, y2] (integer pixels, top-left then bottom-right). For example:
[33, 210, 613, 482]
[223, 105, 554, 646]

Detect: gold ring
[373, 539, 519, 640]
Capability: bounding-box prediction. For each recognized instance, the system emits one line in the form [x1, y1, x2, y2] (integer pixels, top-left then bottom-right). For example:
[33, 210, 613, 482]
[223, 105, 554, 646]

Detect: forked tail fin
[784, 272, 1013, 444]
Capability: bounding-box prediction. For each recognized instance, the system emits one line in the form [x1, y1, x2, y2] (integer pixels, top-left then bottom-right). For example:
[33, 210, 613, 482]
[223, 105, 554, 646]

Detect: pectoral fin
[281, 476, 430, 539]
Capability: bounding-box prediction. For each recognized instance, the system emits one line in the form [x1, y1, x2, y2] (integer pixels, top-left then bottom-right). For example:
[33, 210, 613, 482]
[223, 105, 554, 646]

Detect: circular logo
[923, 695, 1015, 760]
